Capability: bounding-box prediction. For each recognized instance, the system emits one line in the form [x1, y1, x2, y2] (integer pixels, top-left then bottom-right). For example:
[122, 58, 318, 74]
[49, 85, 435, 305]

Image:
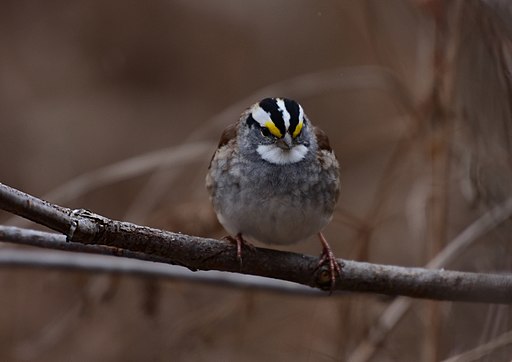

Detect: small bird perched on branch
[206, 97, 341, 290]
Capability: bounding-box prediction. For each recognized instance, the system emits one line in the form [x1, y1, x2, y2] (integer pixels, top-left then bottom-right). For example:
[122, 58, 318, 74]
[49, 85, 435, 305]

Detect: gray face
[239, 97, 316, 165]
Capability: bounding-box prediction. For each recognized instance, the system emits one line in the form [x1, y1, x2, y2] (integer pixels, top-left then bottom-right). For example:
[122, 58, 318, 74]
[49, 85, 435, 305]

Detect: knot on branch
[67, 208, 110, 243]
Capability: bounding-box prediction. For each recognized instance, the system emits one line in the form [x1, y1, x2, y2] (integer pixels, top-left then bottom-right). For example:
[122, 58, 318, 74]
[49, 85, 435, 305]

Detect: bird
[206, 97, 341, 290]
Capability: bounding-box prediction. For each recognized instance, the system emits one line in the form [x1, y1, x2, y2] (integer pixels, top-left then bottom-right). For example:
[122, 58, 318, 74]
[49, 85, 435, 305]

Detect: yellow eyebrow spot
[265, 121, 283, 138]
[292, 121, 303, 138]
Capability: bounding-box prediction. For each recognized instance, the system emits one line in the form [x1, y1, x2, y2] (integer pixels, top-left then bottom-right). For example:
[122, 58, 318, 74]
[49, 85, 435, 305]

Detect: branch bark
[1, 182, 512, 303]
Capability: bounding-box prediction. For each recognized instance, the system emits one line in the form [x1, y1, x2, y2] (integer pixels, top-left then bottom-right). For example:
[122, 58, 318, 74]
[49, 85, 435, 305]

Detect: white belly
[217, 195, 330, 245]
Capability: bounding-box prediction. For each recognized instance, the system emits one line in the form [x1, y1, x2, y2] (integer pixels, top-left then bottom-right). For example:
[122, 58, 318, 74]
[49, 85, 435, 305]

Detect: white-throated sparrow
[206, 97, 341, 289]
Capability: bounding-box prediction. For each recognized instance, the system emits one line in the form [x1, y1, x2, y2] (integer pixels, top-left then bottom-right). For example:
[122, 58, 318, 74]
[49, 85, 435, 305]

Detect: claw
[316, 232, 342, 293]
[224, 233, 255, 268]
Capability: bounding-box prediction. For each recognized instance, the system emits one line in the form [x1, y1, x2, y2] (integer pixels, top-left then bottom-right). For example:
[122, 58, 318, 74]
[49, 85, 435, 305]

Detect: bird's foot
[315, 232, 342, 293]
[224, 233, 255, 268]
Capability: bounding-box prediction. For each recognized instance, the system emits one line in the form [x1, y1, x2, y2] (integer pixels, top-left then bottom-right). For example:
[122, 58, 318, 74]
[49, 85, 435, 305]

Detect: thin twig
[0, 249, 325, 296]
[0, 226, 323, 296]
[4, 141, 213, 227]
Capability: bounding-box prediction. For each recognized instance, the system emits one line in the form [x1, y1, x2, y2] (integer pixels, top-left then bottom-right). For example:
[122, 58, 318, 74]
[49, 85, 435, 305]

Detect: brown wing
[314, 125, 340, 204]
[208, 122, 238, 169]
[217, 122, 238, 148]
[314, 126, 332, 152]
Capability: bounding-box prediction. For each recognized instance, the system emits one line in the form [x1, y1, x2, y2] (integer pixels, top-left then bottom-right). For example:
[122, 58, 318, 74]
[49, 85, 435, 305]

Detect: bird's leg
[316, 232, 342, 292]
[224, 233, 255, 267]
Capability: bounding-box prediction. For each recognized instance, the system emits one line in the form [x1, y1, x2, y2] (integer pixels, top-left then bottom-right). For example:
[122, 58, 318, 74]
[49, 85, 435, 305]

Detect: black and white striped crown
[247, 98, 304, 139]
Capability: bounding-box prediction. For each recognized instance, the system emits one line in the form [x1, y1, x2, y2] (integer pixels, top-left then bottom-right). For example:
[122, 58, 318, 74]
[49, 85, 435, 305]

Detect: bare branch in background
[122, 65, 416, 222]
[2, 65, 415, 227]
[441, 329, 512, 362]
[1, 182, 511, 303]
[4, 141, 213, 227]
[348, 196, 512, 362]
[0, 248, 326, 297]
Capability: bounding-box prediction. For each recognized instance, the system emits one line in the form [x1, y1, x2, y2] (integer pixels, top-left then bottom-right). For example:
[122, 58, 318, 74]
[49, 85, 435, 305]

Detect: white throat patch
[257, 144, 308, 165]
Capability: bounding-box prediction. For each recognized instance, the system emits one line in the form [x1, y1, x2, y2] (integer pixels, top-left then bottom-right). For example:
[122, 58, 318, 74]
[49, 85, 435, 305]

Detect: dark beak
[276, 134, 293, 150]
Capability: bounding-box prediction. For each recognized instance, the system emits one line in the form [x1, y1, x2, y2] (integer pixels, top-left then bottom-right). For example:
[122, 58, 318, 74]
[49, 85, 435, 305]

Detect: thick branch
[1, 182, 512, 303]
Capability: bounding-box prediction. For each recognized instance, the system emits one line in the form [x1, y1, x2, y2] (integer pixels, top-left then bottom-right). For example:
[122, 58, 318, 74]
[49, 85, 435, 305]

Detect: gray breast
[211, 156, 338, 245]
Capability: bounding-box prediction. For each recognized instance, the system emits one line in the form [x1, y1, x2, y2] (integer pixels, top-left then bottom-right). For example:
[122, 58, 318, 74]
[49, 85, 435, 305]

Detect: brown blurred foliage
[1, 1, 512, 361]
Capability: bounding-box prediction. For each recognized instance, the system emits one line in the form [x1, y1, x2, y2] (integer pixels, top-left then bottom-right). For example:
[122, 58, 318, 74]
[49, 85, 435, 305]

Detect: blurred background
[1, 0, 512, 361]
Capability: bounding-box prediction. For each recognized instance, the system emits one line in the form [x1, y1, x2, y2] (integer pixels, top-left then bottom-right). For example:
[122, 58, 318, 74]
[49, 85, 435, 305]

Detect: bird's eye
[260, 127, 272, 138]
